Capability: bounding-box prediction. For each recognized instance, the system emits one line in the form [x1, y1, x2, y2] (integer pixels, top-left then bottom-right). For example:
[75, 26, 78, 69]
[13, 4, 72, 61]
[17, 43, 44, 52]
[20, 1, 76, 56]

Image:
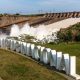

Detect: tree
[75, 32, 80, 41]
[15, 13, 20, 15]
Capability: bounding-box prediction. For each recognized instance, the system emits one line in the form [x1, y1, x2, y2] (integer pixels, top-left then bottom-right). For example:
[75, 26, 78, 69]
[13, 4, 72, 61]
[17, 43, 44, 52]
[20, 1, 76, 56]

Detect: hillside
[0, 49, 67, 80]
[57, 22, 80, 42]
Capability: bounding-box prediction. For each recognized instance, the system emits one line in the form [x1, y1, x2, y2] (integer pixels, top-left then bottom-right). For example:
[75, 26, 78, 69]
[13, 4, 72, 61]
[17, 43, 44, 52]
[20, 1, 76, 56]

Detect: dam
[0, 12, 80, 42]
[0, 12, 80, 35]
[0, 12, 80, 80]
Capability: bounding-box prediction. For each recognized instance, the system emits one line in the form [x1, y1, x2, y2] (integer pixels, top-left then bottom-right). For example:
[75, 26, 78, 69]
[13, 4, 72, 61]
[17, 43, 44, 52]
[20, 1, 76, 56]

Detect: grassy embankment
[31, 22, 80, 75]
[40, 42, 80, 75]
[0, 22, 80, 80]
[0, 49, 67, 80]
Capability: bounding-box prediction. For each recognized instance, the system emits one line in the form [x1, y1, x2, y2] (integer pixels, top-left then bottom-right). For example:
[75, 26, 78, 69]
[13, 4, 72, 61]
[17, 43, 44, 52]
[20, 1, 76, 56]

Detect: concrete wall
[0, 38, 80, 80]
[44, 12, 80, 18]
[0, 12, 80, 33]
[0, 12, 80, 29]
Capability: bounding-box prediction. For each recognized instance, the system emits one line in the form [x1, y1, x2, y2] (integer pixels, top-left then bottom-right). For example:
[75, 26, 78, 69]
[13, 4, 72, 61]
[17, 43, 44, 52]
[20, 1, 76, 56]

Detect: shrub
[57, 23, 80, 42]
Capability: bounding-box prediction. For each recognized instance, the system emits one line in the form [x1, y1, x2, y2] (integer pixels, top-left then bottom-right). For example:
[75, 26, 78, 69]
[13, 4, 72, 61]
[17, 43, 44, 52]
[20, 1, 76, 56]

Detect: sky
[0, 0, 80, 14]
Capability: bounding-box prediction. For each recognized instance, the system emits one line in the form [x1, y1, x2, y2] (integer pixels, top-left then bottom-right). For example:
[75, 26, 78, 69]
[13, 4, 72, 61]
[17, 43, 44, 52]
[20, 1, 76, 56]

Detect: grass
[22, 41, 80, 75]
[0, 49, 67, 80]
[40, 42, 80, 75]
[27, 41, 80, 75]
[42, 42, 80, 57]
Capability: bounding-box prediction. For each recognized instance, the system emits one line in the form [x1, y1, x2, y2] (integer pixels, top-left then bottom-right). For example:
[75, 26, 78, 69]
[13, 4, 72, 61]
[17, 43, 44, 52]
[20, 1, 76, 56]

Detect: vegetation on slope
[57, 22, 80, 42]
[24, 41, 80, 75]
[0, 49, 67, 80]
[40, 42, 80, 75]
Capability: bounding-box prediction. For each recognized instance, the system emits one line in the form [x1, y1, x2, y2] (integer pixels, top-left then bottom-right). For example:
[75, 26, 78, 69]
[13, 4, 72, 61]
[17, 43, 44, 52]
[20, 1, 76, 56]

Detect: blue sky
[0, 0, 80, 14]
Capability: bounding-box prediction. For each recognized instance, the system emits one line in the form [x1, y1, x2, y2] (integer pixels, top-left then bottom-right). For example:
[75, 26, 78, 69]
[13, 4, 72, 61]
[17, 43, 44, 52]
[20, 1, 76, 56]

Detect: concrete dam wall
[0, 12, 80, 36]
[0, 12, 80, 29]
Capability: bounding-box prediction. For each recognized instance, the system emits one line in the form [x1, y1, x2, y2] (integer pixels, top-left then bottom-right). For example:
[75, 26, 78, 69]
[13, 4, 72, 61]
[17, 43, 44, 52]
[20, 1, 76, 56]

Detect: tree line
[57, 23, 80, 42]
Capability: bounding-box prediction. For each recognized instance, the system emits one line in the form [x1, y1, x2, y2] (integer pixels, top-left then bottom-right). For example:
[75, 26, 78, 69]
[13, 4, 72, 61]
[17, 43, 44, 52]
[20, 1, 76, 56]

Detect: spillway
[9, 18, 80, 42]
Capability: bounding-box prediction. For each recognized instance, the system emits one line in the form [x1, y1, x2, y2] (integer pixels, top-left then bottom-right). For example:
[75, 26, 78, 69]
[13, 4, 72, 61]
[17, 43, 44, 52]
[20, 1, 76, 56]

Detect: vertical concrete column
[7, 39, 11, 49]
[59, 54, 70, 75]
[42, 48, 51, 64]
[56, 52, 62, 70]
[26, 43, 31, 56]
[1, 38, 7, 48]
[63, 54, 70, 75]
[56, 13, 58, 18]
[0, 38, 4, 48]
[40, 47, 45, 62]
[64, 13, 67, 18]
[21, 42, 27, 55]
[0, 39, 1, 47]
[67, 13, 70, 18]
[77, 12, 80, 17]
[4, 39, 7, 48]
[0, 38, 11, 49]
[68, 12, 70, 18]
[66, 13, 68, 18]
[61, 13, 63, 18]
[34, 46, 41, 60]
[16, 41, 21, 53]
[72, 12, 74, 17]
[74, 12, 77, 18]
[31, 44, 35, 58]
[10, 40, 16, 51]
[0, 38, 3, 48]
[50, 50, 57, 67]
[69, 56, 76, 75]
[70, 13, 73, 18]
[10, 40, 13, 50]
[5, 39, 10, 49]
[64, 13, 66, 17]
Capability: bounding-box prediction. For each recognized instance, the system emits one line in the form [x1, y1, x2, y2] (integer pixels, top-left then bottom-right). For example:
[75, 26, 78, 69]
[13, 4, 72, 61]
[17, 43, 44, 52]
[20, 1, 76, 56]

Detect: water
[0, 29, 8, 39]
[9, 23, 58, 42]
[0, 34, 8, 39]
[10, 24, 20, 37]
[2, 18, 80, 42]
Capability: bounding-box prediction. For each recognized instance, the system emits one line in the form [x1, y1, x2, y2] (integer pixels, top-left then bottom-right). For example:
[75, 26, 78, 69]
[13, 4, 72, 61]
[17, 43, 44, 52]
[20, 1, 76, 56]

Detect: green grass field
[0, 42, 80, 80]
[0, 49, 67, 80]
[41, 42, 80, 75]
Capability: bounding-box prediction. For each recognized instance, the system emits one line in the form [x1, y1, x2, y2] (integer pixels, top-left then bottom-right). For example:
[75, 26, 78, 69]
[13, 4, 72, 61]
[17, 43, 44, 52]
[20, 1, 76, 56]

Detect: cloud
[0, 0, 80, 14]
[38, 0, 80, 6]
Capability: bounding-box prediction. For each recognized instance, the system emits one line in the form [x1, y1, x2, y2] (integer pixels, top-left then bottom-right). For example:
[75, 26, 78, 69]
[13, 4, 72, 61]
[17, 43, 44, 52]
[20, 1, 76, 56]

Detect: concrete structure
[42, 48, 51, 64]
[0, 38, 80, 80]
[21, 42, 27, 55]
[16, 41, 21, 53]
[56, 52, 63, 70]
[50, 50, 57, 67]
[0, 12, 80, 34]
[34, 46, 41, 60]
[44, 12, 80, 18]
